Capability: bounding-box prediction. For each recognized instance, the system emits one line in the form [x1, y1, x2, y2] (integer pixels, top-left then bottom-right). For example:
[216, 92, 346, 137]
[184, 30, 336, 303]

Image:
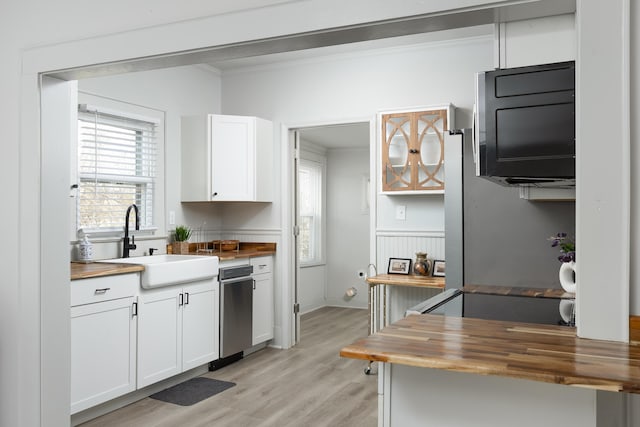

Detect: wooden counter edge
[365, 274, 445, 289]
[71, 262, 144, 280]
[340, 314, 640, 395]
[339, 345, 637, 393]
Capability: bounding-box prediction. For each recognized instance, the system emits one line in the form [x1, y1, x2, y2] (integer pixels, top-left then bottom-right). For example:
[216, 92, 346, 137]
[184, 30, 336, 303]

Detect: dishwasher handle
[220, 276, 253, 285]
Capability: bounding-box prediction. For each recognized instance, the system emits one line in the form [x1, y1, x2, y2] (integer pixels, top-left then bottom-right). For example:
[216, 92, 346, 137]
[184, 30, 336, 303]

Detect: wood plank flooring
[81, 307, 377, 427]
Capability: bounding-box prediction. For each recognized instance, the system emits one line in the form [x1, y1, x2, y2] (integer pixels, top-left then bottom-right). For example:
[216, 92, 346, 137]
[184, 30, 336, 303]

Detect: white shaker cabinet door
[137, 287, 182, 388]
[70, 296, 136, 414]
[252, 273, 274, 345]
[211, 114, 255, 201]
[182, 280, 218, 371]
[181, 114, 273, 202]
[251, 256, 274, 346]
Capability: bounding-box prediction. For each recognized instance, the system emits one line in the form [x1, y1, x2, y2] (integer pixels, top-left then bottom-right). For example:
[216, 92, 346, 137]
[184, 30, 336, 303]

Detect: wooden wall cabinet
[181, 114, 274, 202]
[381, 106, 454, 193]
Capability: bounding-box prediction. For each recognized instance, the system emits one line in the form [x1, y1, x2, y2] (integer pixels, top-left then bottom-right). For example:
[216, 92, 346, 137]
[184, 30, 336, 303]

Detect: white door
[293, 130, 302, 344]
[137, 287, 182, 388]
[182, 280, 218, 370]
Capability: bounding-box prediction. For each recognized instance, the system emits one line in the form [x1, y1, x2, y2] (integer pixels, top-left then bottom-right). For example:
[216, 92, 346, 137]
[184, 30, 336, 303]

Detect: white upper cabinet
[181, 114, 274, 202]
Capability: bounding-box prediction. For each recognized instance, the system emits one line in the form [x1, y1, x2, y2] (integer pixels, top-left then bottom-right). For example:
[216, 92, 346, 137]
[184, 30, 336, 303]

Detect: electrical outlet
[395, 205, 406, 220]
[169, 211, 176, 225]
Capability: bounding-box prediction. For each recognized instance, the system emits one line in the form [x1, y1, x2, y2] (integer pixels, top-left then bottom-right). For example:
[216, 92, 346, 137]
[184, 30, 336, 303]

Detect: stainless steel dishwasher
[219, 264, 254, 359]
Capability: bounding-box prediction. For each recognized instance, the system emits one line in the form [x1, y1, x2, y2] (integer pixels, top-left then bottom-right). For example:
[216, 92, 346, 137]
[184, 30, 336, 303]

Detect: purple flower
[548, 232, 575, 263]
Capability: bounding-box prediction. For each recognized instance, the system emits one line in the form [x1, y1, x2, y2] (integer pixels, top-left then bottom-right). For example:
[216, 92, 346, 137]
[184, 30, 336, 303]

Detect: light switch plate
[169, 211, 176, 225]
[395, 205, 406, 220]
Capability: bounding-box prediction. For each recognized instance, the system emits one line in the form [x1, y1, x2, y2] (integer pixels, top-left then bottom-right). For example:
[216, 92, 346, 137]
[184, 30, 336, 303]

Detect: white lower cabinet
[251, 256, 274, 345]
[70, 274, 138, 414]
[137, 279, 218, 388]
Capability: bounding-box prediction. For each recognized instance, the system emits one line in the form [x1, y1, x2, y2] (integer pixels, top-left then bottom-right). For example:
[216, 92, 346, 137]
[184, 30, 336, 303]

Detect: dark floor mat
[150, 377, 236, 406]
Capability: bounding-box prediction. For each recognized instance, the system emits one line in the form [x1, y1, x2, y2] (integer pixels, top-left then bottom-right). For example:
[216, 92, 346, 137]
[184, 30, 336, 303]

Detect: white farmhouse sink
[101, 254, 219, 288]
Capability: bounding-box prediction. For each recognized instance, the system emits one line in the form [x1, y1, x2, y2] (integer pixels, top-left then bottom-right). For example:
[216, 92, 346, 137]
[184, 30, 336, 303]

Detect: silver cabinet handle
[94, 288, 110, 294]
[184, 292, 190, 305]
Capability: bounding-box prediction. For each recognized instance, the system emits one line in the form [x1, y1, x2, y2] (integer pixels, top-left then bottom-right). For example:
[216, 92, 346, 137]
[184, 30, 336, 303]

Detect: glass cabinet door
[381, 107, 450, 193]
[416, 110, 447, 191]
[382, 114, 412, 191]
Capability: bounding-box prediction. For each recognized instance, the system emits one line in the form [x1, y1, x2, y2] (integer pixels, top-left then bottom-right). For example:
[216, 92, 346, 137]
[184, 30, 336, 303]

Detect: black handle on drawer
[184, 292, 190, 305]
[94, 288, 110, 295]
[132, 302, 138, 317]
[179, 293, 184, 306]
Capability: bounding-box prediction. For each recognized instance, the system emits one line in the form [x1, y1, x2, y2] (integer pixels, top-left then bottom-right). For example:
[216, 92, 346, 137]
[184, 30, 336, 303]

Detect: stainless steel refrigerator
[443, 129, 575, 321]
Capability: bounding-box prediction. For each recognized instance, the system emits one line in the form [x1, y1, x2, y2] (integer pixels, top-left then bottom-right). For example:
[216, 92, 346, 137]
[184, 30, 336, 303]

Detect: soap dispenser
[78, 235, 93, 263]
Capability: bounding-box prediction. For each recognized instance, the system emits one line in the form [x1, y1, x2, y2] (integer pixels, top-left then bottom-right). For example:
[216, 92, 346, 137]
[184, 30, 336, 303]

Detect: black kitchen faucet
[122, 204, 139, 258]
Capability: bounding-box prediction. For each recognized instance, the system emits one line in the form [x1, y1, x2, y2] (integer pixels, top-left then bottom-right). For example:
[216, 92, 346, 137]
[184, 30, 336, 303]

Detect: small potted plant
[172, 225, 192, 254]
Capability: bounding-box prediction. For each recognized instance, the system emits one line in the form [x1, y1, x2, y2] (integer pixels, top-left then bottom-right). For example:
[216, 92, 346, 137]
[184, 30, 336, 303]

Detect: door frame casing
[280, 116, 377, 347]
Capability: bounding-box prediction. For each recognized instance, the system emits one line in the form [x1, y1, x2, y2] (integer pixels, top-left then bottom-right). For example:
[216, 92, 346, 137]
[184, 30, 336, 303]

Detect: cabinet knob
[409, 148, 419, 154]
[212, 192, 218, 198]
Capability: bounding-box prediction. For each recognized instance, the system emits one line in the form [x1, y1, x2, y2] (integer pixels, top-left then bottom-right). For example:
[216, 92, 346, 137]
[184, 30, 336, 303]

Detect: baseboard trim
[630, 316, 640, 342]
[70, 365, 208, 426]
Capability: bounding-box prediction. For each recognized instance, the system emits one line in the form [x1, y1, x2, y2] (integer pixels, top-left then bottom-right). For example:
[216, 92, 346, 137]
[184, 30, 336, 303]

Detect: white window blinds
[298, 159, 323, 265]
[77, 104, 157, 231]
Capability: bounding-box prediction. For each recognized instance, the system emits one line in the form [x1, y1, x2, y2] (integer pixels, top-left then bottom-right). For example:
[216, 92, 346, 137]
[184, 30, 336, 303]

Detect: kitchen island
[341, 313, 639, 426]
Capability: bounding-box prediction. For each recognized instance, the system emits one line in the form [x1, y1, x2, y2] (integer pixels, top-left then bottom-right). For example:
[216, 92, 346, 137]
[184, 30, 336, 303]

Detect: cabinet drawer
[71, 273, 139, 306]
[250, 256, 272, 275]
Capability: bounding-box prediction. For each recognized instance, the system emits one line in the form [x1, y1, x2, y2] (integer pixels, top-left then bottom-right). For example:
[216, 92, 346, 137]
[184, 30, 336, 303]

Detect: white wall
[78, 65, 224, 245]
[221, 36, 495, 235]
[325, 148, 370, 308]
[630, 0, 640, 318]
[299, 266, 326, 313]
[498, 14, 575, 68]
[220, 36, 493, 324]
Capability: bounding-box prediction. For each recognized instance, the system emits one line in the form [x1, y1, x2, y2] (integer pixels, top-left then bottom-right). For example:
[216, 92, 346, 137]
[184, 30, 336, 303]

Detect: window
[76, 102, 160, 235]
[298, 159, 324, 265]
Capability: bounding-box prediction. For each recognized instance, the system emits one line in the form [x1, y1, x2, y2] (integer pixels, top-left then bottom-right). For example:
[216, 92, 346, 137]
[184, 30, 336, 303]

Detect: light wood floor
[81, 307, 377, 427]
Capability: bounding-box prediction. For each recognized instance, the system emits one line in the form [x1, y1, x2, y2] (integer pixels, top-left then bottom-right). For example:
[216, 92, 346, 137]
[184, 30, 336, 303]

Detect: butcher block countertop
[71, 242, 276, 280]
[71, 262, 144, 280]
[366, 274, 445, 289]
[175, 242, 276, 261]
[340, 313, 640, 394]
[463, 283, 575, 299]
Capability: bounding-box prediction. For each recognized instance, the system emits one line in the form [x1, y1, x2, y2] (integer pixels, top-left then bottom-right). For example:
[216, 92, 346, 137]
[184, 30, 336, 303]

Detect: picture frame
[387, 258, 412, 275]
[432, 260, 446, 277]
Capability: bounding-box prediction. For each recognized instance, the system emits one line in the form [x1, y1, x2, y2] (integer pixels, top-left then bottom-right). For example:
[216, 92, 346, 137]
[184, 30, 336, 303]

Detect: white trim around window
[71, 92, 165, 241]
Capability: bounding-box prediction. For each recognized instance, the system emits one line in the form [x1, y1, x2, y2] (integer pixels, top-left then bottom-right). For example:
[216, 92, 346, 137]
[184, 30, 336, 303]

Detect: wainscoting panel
[376, 231, 446, 324]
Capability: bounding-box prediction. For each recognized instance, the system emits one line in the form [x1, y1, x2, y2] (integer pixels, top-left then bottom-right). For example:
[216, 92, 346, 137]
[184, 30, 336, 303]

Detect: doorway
[291, 121, 373, 343]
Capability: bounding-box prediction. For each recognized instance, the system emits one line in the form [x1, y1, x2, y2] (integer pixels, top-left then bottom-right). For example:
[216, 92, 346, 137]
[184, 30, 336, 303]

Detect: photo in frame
[387, 258, 412, 275]
[432, 260, 446, 277]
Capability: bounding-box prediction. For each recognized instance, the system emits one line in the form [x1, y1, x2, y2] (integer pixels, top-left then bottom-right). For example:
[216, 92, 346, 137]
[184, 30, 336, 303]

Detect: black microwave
[474, 61, 575, 187]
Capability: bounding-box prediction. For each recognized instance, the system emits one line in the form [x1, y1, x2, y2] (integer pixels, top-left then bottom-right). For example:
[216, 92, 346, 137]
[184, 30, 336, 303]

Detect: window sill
[77, 226, 158, 239]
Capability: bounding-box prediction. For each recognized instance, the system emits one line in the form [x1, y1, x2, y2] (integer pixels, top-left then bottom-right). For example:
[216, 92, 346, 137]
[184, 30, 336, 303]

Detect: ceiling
[49, 0, 575, 80]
